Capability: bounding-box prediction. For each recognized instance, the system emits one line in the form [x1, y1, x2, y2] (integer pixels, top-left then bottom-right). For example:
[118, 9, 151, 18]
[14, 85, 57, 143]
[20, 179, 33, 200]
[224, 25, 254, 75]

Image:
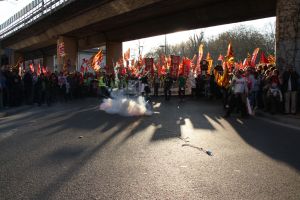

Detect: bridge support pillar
[276, 0, 300, 73]
[57, 36, 78, 72]
[106, 41, 122, 74]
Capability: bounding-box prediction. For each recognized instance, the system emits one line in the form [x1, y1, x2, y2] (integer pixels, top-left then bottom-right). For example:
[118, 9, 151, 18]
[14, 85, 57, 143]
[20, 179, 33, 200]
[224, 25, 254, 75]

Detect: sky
[0, 0, 275, 58]
[0, 0, 33, 24]
[123, 17, 276, 58]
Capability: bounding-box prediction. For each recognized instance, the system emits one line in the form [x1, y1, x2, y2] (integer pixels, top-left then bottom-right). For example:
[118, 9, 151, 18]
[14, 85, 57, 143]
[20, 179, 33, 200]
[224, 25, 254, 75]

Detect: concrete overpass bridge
[0, 0, 299, 73]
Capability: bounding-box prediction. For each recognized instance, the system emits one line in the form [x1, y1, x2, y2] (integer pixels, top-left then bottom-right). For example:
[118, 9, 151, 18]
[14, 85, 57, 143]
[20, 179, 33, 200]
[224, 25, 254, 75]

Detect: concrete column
[57, 36, 78, 72]
[276, 0, 300, 73]
[106, 41, 122, 74]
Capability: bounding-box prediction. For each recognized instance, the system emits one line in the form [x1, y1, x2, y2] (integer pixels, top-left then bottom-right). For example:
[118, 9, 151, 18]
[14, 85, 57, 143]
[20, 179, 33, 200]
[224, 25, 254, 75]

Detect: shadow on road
[226, 117, 300, 171]
[1, 97, 299, 199]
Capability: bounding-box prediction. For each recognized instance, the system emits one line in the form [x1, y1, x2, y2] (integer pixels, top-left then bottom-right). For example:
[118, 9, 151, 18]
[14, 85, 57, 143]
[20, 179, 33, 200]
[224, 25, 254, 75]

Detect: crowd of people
[0, 68, 100, 108]
[0, 61, 299, 117]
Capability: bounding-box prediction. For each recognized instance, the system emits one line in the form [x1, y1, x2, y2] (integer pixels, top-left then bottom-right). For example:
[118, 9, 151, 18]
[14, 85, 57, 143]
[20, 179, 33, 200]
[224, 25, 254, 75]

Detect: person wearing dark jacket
[282, 66, 299, 114]
[164, 73, 173, 100]
[36, 73, 47, 106]
[23, 71, 33, 105]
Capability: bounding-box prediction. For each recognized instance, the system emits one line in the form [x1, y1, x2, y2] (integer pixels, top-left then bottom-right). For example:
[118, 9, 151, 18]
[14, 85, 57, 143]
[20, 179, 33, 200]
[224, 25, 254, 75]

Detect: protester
[178, 73, 186, 100]
[153, 72, 160, 97]
[0, 45, 298, 121]
[224, 70, 248, 118]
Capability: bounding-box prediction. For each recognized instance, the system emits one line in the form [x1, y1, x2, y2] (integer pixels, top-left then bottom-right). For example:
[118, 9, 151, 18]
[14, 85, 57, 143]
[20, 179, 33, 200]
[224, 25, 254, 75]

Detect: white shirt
[233, 76, 248, 94]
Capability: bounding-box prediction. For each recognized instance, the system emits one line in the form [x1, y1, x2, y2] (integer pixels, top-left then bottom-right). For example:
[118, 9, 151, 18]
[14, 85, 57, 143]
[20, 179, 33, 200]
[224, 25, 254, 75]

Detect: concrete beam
[105, 0, 275, 42]
[3, 0, 163, 50]
[1, 0, 276, 52]
[78, 34, 106, 51]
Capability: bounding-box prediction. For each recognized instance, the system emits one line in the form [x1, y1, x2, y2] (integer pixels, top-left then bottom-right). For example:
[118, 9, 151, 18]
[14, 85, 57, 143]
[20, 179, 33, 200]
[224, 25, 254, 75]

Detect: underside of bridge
[1, 0, 276, 52]
[1, 0, 299, 73]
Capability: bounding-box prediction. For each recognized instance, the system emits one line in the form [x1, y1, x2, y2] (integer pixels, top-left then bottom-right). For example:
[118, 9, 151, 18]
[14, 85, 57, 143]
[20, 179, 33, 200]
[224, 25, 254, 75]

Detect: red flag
[42, 66, 47, 74]
[218, 54, 224, 61]
[37, 64, 41, 75]
[259, 51, 269, 64]
[29, 64, 34, 73]
[182, 57, 191, 77]
[250, 48, 260, 67]
[80, 65, 85, 73]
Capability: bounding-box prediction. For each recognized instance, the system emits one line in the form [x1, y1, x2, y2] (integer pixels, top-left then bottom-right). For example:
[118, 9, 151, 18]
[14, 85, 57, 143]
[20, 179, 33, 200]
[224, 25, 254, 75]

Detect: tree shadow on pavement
[224, 116, 300, 171]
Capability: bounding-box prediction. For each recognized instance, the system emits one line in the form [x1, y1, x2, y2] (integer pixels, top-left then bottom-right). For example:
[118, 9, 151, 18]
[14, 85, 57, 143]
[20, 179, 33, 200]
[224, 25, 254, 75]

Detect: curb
[255, 110, 300, 129]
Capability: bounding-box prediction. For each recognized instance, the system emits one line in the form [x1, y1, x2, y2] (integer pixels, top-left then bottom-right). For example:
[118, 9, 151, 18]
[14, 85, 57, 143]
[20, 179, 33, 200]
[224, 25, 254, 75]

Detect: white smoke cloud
[99, 90, 153, 116]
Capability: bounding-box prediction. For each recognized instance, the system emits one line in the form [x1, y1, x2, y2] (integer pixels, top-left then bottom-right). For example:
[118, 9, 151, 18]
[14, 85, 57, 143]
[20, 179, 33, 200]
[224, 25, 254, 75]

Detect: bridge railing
[0, 0, 74, 40]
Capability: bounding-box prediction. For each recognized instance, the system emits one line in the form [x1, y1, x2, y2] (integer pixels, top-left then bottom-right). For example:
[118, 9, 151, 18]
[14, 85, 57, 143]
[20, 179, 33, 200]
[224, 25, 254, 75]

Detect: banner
[57, 42, 65, 57]
[182, 57, 191, 77]
[171, 55, 180, 76]
[144, 58, 154, 73]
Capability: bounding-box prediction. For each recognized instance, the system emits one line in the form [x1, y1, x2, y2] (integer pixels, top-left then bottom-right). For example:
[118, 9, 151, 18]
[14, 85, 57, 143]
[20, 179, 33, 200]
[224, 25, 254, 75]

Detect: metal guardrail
[0, 0, 75, 40]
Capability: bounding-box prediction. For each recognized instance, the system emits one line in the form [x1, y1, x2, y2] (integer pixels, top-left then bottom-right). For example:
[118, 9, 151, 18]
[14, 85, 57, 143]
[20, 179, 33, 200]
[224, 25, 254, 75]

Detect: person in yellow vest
[97, 72, 109, 98]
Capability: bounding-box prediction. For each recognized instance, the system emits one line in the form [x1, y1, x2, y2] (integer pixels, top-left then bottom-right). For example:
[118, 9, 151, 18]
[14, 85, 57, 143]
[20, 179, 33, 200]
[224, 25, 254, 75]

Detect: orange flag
[268, 55, 276, 65]
[196, 44, 203, 74]
[124, 48, 130, 61]
[250, 48, 260, 67]
[91, 49, 103, 71]
[226, 43, 234, 59]
[206, 52, 213, 74]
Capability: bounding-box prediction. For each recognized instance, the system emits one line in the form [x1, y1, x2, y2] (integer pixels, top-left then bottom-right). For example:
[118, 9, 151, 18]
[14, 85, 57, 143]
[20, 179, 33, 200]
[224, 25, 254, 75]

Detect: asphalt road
[0, 97, 299, 200]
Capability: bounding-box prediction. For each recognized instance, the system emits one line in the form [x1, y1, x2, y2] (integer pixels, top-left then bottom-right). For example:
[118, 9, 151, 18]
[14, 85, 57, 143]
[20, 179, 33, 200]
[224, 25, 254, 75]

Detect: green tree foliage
[146, 24, 275, 62]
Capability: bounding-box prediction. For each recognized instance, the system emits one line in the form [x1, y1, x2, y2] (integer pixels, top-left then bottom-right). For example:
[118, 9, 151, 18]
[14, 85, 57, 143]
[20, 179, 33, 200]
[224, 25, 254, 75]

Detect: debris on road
[182, 143, 213, 156]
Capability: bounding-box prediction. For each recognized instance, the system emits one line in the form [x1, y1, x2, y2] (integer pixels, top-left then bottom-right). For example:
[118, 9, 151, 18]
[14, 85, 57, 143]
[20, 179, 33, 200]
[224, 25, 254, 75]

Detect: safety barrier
[0, 0, 74, 39]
